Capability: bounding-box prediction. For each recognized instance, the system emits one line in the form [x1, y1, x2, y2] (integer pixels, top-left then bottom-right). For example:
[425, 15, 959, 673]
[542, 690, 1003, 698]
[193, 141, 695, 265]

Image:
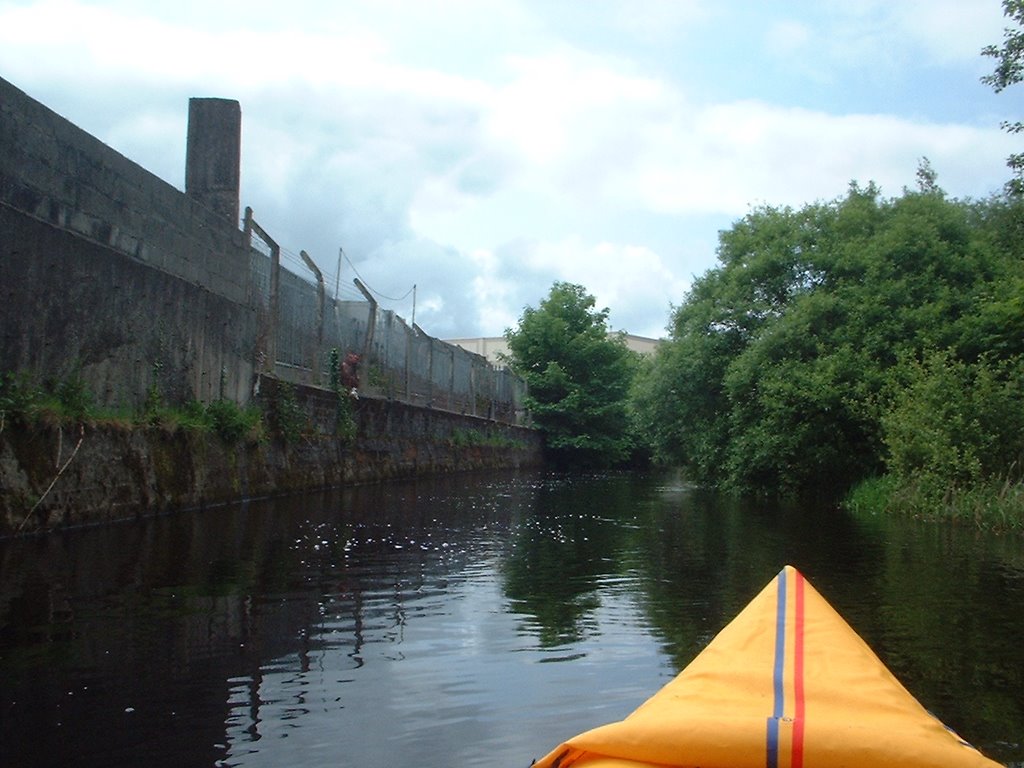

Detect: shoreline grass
[845, 474, 1024, 533]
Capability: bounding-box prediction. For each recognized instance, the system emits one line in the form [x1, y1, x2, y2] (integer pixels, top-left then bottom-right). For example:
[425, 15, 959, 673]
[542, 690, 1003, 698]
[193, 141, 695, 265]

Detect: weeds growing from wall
[2, 369, 263, 444]
[204, 399, 264, 444]
[139, 362, 262, 444]
[0, 372, 39, 430]
[265, 381, 307, 444]
[144, 361, 165, 419]
[328, 348, 357, 443]
[448, 427, 523, 450]
[52, 373, 93, 421]
[2, 370, 99, 427]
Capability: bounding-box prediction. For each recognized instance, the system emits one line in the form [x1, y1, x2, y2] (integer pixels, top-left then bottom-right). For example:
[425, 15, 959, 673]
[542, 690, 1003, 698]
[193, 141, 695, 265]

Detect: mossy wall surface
[0, 391, 543, 536]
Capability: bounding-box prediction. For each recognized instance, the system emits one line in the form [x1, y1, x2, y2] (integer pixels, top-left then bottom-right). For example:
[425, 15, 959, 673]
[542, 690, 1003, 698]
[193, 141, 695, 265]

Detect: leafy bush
[266, 382, 306, 443]
[882, 351, 1024, 487]
[0, 371, 40, 427]
[205, 398, 262, 444]
[631, 182, 1024, 495]
[845, 351, 1024, 530]
[328, 348, 357, 442]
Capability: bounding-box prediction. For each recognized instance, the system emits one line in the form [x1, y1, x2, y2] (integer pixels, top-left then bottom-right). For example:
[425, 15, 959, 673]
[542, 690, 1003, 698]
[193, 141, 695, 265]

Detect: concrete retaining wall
[0, 77, 251, 302]
[0, 205, 258, 407]
[0, 76, 258, 408]
[0, 76, 541, 533]
[0, 388, 543, 536]
[1, 75, 527, 422]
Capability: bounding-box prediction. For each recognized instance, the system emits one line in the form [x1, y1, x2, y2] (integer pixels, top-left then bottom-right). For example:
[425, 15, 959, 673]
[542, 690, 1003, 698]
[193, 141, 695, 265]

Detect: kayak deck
[532, 565, 1003, 768]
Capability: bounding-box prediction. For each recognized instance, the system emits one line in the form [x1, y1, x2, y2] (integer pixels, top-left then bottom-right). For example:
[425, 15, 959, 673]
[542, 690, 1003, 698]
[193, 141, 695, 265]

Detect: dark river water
[1, 470, 1022, 767]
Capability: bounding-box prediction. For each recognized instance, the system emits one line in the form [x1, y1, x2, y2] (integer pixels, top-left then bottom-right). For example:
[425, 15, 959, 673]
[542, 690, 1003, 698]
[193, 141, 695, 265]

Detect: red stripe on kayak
[792, 570, 806, 768]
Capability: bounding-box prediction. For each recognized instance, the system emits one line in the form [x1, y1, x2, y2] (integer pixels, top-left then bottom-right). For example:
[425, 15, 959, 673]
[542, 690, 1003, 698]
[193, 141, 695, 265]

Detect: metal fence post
[246, 212, 280, 374]
[300, 250, 325, 384]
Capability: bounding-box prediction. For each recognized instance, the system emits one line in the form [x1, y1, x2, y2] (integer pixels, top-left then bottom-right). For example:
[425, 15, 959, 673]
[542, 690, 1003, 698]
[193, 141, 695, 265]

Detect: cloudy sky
[0, 1, 1018, 339]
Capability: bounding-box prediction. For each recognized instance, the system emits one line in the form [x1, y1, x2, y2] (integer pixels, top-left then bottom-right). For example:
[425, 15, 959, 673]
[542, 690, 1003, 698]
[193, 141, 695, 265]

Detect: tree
[631, 179, 1024, 495]
[505, 282, 638, 468]
[881, 351, 1024, 490]
[982, 0, 1024, 194]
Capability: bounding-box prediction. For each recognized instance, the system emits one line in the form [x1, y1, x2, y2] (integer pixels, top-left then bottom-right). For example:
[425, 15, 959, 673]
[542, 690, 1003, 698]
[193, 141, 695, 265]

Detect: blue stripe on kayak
[766, 568, 787, 768]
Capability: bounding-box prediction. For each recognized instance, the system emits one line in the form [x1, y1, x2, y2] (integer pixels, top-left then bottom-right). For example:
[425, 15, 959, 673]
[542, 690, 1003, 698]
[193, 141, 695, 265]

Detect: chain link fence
[247, 212, 528, 425]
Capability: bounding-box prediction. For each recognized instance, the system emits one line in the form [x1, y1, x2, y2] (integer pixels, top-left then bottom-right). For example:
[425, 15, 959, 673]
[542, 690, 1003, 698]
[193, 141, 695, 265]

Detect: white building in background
[444, 334, 662, 366]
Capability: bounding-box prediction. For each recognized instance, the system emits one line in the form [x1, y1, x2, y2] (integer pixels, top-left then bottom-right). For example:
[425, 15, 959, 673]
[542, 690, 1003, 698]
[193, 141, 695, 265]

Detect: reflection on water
[1, 471, 1022, 767]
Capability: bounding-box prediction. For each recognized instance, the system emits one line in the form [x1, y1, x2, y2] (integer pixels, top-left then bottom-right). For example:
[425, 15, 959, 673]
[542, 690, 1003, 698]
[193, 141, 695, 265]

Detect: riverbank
[845, 473, 1024, 533]
[0, 380, 543, 536]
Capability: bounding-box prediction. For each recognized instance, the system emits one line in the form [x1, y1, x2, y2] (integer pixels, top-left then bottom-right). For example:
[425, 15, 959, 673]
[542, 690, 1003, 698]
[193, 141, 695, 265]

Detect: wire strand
[245, 219, 414, 305]
[343, 251, 415, 302]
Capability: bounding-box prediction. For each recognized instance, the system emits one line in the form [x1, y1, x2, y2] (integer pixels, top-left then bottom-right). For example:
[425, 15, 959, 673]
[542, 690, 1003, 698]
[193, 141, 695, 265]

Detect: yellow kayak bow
[533, 565, 1002, 768]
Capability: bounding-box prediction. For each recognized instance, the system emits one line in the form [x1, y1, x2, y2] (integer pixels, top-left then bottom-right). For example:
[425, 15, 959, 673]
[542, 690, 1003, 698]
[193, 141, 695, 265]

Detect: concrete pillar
[185, 97, 241, 226]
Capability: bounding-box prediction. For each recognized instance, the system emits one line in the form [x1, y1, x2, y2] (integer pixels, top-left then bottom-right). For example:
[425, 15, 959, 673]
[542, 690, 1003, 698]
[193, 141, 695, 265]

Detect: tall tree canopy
[505, 282, 638, 468]
[632, 178, 1024, 495]
[982, 0, 1024, 193]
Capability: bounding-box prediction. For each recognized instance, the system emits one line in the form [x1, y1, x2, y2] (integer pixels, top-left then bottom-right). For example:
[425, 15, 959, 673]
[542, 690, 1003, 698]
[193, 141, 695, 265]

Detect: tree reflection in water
[1, 471, 1021, 767]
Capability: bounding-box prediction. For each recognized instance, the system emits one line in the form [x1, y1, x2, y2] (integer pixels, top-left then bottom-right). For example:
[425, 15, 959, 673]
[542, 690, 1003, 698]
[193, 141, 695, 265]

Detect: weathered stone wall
[0, 77, 541, 531]
[0, 386, 543, 536]
[0, 76, 528, 421]
[0, 76, 258, 406]
[185, 97, 242, 226]
[0, 77, 250, 301]
[0, 206, 258, 407]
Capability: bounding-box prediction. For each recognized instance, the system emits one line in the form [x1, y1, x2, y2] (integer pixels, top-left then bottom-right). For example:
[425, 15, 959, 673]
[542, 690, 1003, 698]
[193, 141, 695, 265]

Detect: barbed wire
[242, 215, 415, 308]
[342, 250, 415, 303]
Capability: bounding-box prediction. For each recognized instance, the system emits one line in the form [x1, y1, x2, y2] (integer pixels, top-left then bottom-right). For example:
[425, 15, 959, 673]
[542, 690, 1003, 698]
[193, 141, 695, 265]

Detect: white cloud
[607, 0, 710, 44]
[468, 236, 689, 338]
[805, 0, 1007, 72]
[0, 0, 1018, 342]
[620, 101, 1016, 215]
[887, 0, 1009, 65]
[485, 50, 663, 165]
[766, 19, 813, 57]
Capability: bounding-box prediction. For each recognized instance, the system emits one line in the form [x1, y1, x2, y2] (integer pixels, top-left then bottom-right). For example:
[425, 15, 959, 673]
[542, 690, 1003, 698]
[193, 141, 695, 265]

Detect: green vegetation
[1, 372, 39, 429]
[629, 174, 1024, 529]
[630, 4, 1024, 527]
[2, 370, 108, 428]
[202, 398, 264, 444]
[263, 380, 307, 444]
[634, 7, 1024, 528]
[3, 370, 264, 446]
[858, 351, 1024, 529]
[448, 427, 523, 450]
[505, 282, 642, 469]
[139, 365, 264, 444]
[328, 348, 357, 443]
[982, 0, 1024, 195]
[628, 8, 1024, 527]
